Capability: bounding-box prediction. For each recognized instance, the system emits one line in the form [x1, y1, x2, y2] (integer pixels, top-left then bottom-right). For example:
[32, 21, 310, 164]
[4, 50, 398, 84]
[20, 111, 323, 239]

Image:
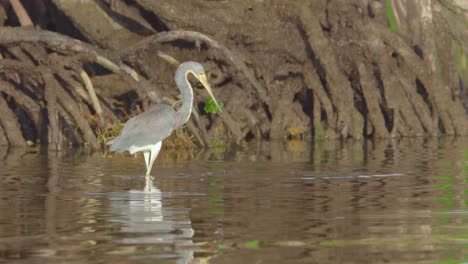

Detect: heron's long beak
[199, 75, 222, 113]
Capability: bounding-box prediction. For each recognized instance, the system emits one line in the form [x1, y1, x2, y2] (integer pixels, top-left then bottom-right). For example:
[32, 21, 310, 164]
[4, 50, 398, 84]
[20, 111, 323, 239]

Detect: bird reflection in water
[109, 176, 194, 263]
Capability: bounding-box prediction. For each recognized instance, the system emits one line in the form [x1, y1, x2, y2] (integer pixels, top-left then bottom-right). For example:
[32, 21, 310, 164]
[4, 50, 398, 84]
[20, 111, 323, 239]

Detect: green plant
[204, 98, 223, 114]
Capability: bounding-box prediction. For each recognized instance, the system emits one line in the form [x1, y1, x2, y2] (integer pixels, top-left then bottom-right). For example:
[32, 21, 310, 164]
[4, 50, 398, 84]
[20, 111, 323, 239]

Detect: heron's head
[184, 61, 222, 113]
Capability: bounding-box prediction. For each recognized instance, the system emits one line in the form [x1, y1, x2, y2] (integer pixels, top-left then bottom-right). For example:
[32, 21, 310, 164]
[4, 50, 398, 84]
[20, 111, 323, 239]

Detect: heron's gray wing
[108, 104, 177, 153]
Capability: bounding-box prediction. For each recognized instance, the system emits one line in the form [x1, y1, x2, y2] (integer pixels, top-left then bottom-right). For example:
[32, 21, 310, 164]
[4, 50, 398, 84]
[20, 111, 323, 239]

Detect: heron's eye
[199, 73, 205, 79]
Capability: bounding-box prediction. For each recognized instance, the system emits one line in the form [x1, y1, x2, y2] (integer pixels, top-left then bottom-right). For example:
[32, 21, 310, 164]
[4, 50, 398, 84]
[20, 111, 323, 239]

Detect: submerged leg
[146, 141, 162, 176]
[144, 175, 154, 192]
[143, 151, 150, 172]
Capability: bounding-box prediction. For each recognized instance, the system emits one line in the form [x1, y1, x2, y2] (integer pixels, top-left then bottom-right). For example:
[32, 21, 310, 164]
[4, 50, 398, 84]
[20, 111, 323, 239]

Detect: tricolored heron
[108, 61, 220, 175]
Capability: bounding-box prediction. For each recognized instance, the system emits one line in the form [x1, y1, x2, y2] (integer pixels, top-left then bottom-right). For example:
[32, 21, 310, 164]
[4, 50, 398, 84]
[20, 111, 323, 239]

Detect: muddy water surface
[0, 138, 466, 263]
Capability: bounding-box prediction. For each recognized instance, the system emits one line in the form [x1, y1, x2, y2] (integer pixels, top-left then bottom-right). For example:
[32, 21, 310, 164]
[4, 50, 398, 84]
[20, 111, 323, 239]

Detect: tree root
[356, 62, 390, 138]
[43, 73, 59, 149]
[117, 30, 271, 106]
[0, 27, 218, 149]
[0, 27, 167, 149]
[366, 22, 467, 135]
[9, 0, 33, 27]
[298, 7, 364, 139]
[54, 76, 100, 149]
[0, 27, 159, 103]
[114, 29, 271, 144]
[79, 70, 104, 125]
[1, 0, 466, 150]
[0, 95, 27, 147]
[0, 58, 100, 149]
[0, 80, 40, 125]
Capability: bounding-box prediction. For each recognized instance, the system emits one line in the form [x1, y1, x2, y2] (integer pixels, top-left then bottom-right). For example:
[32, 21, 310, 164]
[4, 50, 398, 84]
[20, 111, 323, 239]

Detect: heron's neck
[174, 67, 194, 129]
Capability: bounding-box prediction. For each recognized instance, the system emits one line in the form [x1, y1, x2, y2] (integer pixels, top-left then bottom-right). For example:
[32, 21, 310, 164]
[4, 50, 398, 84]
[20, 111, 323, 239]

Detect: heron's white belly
[129, 142, 162, 154]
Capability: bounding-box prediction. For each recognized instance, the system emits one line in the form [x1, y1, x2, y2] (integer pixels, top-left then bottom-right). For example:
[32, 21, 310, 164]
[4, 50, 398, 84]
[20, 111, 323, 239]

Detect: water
[0, 138, 466, 263]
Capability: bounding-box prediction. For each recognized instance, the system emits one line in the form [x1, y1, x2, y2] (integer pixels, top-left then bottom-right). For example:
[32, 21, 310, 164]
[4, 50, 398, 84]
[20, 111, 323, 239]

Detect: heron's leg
[143, 151, 150, 172]
[146, 141, 162, 176]
[144, 175, 153, 192]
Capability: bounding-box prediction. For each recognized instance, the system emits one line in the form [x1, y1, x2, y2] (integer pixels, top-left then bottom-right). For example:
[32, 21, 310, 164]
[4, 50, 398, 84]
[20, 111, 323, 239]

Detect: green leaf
[244, 240, 260, 249]
[204, 98, 223, 114]
[320, 241, 337, 247]
[385, 0, 398, 31]
[217, 243, 226, 250]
